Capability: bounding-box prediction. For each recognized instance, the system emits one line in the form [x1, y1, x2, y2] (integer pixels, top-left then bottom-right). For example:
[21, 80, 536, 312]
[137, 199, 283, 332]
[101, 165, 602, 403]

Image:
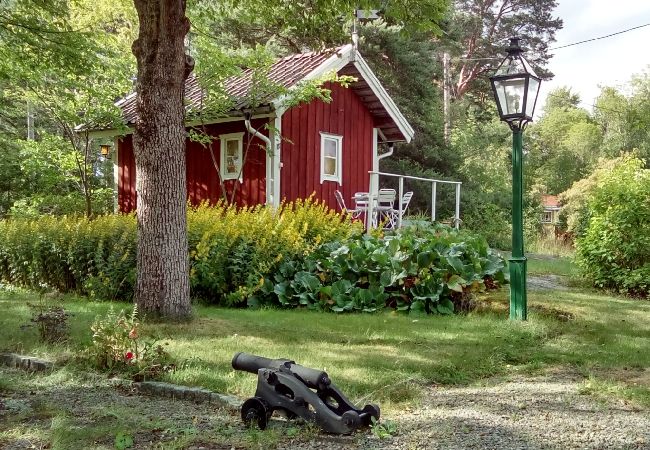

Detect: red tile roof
[542, 195, 560, 208]
[118, 46, 347, 124]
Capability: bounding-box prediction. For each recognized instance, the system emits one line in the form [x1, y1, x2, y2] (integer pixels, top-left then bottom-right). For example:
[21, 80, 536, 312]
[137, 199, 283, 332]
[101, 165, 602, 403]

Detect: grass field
[2, 257, 648, 410]
[1, 256, 649, 448]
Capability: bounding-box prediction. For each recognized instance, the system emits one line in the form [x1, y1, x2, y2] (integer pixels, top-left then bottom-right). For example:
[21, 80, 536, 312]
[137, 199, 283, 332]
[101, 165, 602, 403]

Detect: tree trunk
[131, 0, 193, 319]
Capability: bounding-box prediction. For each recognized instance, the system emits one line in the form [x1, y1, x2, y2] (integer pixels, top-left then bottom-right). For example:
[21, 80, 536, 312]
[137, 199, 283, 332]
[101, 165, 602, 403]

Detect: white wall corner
[113, 137, 119, 213]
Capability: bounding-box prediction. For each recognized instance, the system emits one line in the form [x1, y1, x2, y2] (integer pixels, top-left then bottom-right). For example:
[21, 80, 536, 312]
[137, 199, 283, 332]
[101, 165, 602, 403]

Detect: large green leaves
[260, 223, 507, 314]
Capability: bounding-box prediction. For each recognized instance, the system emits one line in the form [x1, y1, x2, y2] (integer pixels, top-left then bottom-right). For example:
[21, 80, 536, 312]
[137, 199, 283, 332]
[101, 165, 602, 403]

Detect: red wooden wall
[117, 120, 268, 212]
[280, 82, 374, 211]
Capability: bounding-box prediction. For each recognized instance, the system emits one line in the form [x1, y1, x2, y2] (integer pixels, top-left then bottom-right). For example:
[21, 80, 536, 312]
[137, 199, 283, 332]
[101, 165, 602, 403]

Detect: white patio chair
[335, 190, 361, 218]
[388, 191, 413, 228]
[375, 189, 397, 229]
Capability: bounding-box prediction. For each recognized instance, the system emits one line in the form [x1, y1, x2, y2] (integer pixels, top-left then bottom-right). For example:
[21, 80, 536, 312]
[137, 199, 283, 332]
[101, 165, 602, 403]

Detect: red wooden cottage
[105, 44, 414, 212]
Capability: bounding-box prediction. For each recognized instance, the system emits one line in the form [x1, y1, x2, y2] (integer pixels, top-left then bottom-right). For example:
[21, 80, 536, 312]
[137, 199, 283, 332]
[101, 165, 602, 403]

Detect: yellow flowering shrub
[0, 197, 360, 304]
[189, 196, 361, 304]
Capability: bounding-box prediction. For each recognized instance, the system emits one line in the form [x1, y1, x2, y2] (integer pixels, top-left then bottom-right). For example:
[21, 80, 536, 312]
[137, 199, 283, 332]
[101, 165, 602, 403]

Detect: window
[541, 211, 553, 223]
[320, 132, 342, 184]
[220, 132, 244, 180]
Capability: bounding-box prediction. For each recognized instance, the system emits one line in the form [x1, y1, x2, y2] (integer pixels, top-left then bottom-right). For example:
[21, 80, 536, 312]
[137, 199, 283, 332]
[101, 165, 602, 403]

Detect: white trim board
[272, 44, 414, 143]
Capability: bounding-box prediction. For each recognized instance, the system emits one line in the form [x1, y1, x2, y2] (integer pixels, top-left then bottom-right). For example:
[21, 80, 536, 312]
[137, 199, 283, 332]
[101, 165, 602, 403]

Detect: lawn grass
[2, 259, 649, 412]
[2, 257, 649, 449]
[527, 255, 578, 277]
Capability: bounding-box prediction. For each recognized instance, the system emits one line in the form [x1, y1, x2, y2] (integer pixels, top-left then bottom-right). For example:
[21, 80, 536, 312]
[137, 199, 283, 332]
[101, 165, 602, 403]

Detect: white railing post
[455, 182, 461, 229]
[366, 172, 377, 234]
[398, 176, 404, 229]
[364, 171, 462, 230]
[431, 181, 437, 222]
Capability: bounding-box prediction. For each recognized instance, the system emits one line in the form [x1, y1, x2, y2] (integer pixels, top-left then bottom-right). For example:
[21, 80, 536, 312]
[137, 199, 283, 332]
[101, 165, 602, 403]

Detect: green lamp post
[489, 37, 541, 321]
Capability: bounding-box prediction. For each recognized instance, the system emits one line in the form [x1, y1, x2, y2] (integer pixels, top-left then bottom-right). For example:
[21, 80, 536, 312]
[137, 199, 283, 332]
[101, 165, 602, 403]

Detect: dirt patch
[595, 367, 650, 386]
[528, 274, 569, 291]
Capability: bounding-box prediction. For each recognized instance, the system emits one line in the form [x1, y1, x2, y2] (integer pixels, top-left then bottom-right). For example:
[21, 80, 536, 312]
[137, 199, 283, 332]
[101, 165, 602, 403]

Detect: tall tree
[527, 87, 603, 194]
[444, 0, 562, 99]
[131, 0, 193, 319]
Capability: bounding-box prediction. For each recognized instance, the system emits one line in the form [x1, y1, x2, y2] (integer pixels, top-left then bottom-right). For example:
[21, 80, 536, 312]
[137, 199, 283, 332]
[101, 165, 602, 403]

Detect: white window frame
[541, 211, 553, 223]
[220, 132, 244, 181]
[320, 132, 342, 184]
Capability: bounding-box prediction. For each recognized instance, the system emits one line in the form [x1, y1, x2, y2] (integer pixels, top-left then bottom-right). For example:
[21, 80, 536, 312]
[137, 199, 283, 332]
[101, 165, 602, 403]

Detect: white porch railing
[367, 171, 462, 232]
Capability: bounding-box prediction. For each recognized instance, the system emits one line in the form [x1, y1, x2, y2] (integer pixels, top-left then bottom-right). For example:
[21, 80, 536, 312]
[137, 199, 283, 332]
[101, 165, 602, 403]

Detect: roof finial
[351, 13, 359, 62]
[351, 9, 381, 58]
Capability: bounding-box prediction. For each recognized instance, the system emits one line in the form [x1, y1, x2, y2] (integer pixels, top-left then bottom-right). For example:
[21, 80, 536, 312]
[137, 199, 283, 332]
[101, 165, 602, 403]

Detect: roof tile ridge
[276, 44, 349, 62]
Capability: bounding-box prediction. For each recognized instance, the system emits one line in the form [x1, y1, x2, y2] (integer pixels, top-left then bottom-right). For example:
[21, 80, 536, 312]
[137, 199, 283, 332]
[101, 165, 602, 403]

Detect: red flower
[125, 351, 134, 360]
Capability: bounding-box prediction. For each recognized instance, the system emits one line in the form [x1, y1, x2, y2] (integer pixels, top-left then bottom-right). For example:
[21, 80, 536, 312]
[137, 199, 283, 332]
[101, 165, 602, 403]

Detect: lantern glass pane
[495, 56, 526, 76]
[494, 77, 526, 115]
[525, 77, 540, 117]
[521, 57, 539, 77]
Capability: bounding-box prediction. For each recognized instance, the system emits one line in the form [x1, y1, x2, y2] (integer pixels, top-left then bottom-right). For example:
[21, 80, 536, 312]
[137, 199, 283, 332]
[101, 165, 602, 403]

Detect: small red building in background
[105, 44, 414, 212]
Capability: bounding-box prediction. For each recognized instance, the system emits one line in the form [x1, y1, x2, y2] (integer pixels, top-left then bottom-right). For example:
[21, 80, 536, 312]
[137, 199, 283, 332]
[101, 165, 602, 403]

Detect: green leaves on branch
[575, 155, 650, 297]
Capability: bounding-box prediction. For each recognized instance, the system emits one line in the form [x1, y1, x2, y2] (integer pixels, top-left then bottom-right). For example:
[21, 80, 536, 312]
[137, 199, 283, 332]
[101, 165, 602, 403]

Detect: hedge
[0, 200, 507, 313]
[0, 198, 359, 302]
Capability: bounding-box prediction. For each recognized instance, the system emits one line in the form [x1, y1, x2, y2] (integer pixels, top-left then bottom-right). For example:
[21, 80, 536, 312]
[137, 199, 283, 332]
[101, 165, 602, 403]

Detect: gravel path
[2, 368, 649, 449]
[281, 373, 650, 450]
[528, 274, 569, 291]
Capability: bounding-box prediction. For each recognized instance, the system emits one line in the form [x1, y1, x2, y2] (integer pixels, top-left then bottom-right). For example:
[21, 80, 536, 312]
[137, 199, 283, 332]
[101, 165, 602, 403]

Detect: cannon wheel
[241, 397, 271, 430]
[362, 404, 381, 426]
[341, 410, 361, 429]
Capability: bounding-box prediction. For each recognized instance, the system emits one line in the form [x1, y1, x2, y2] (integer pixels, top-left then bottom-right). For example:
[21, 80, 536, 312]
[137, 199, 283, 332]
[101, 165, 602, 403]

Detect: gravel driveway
[281, 372, 650, 450]
[2, 368, 648, 449]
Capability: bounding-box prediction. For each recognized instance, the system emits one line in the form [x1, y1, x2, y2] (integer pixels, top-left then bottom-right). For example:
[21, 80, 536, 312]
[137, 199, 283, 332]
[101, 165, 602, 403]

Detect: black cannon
[232, 352, 380, 434]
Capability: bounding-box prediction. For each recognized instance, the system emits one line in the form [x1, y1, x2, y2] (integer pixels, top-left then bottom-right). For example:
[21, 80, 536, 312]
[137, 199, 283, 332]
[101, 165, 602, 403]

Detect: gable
[114, 44, 414, 143]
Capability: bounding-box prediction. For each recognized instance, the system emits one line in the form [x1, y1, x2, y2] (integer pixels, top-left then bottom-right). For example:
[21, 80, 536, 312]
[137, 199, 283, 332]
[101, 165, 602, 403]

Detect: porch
[335, 171, 463, 232]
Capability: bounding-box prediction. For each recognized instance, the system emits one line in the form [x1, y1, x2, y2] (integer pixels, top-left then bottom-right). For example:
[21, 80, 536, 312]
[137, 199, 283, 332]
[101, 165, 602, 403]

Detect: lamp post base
[509, 256, 527, 320]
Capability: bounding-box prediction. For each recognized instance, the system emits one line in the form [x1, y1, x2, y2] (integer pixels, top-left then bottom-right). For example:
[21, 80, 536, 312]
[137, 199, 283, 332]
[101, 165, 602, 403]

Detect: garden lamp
[490, 37, 541, 128]
[489, 37, 541, 321]
[100, 144, 111, 157]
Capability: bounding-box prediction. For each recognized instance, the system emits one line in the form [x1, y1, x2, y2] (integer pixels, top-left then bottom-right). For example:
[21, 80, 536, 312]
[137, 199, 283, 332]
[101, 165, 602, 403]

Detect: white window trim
[219, 132, 244, 181]
[320, 132, 342, 185]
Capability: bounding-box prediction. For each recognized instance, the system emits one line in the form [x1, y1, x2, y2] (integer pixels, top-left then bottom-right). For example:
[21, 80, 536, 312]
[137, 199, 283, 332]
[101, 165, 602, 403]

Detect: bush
[0, 198, 359, 303]
[575, 155, 650, 296]
[255, 223, 507, 314]
[188, 197, 361, 304]
[0, 198, 507, 311]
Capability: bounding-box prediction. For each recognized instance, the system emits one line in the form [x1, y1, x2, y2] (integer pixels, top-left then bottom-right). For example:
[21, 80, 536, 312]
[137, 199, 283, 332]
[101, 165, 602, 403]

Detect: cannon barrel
[232, 352, 330, 390]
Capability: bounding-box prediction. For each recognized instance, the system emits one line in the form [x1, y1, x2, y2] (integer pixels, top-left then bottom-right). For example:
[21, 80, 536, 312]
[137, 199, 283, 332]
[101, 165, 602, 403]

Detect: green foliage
[189, 0, 448, 54]
[114, 432, 134, 450]
[89, 305, 174, 379]
[370, 417, 398, 439]
[527, 87, 604, 195]
[0, 198, 359, 303]
[575, 155, 650, 296]
[257, 223, 507, 314]
[0, 214, 137, 298]
[189, 198, 361, 304]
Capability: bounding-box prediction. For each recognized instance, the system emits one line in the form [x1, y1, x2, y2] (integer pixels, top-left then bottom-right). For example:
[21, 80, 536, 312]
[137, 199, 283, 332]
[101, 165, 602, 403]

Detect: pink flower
[128, 328, 138, 339]
[125, 351, 134, 360]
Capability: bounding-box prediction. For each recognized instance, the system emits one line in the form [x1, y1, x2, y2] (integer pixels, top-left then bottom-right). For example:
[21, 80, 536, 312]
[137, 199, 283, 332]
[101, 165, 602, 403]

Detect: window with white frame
[320, 132, 342, 184]
[220, 132, 244, 180]
[541, 211, 553, 223]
